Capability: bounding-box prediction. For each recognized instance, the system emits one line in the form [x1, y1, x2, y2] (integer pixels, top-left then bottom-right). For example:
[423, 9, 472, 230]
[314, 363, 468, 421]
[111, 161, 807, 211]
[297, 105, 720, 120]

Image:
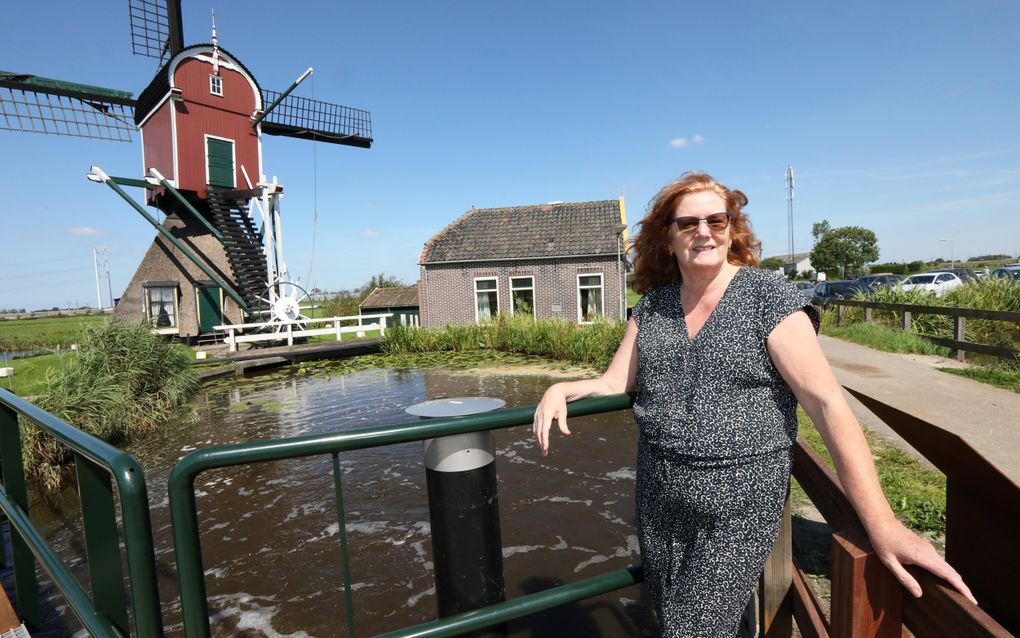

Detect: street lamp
[939, 239, 954, 268]
[613, 223, 628, 320]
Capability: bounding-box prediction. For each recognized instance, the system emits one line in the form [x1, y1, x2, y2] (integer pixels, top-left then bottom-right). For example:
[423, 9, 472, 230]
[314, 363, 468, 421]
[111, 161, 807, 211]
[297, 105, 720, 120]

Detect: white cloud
[360, 229, 381, 238]
[669, 134, 705, 149]
[68, 227, 106, 236]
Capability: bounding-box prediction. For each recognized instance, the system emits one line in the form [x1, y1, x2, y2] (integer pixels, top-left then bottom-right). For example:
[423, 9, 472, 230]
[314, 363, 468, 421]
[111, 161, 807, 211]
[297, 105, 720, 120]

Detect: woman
[532, 172, 974, 636]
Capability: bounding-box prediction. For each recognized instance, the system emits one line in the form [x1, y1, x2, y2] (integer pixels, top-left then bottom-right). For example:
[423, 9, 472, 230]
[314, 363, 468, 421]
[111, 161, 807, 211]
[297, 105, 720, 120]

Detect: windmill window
[577, 273, 604, 323]
[143, 284, 179, 332]
[209, 74, 223, 96]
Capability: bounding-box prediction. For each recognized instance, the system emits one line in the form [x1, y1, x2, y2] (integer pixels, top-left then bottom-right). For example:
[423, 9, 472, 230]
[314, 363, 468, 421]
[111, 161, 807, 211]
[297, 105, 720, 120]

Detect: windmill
[0, 0, 372, 340]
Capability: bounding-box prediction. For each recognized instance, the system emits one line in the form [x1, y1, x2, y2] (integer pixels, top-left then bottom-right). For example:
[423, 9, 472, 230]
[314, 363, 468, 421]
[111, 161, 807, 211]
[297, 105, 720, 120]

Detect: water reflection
[33, 364, 656, 637]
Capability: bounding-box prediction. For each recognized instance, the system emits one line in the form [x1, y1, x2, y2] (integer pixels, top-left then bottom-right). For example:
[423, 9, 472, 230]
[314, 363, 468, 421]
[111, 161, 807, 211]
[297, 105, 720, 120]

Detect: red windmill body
[138, 45, 263, 201]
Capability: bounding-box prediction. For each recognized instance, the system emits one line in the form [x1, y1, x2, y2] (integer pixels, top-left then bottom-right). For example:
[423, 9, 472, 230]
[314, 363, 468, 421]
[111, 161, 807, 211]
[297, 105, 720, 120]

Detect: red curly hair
[631, 172, 761, 295]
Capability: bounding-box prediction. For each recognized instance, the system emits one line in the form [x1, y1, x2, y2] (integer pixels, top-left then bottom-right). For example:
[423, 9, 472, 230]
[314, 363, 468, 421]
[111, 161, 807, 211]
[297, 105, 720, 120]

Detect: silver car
[900, 272, 963, 297]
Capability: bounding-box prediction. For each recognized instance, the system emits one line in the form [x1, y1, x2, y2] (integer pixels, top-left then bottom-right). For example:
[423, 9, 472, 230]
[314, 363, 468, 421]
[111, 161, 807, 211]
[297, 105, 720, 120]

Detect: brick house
[418, 198, 629, 327]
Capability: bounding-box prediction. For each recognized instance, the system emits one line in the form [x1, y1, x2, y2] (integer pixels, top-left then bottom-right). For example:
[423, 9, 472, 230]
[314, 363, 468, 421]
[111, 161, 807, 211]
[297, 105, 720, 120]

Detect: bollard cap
[405, 397, 505, 418]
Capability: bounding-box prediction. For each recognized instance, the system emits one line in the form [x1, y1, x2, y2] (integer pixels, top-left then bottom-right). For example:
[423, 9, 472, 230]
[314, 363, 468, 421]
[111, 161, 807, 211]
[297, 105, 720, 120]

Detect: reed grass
[383, 314, 625, 370]
[23, 320, 198, 492]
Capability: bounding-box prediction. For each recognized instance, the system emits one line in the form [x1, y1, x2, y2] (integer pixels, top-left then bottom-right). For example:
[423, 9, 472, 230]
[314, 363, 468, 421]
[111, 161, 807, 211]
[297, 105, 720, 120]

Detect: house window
[510, 276, 535, 318]
[577, 274, 604, 323]
[144, 285, 179, 330]
[474, 277, 499, 323]
[209, 74, 223, 96]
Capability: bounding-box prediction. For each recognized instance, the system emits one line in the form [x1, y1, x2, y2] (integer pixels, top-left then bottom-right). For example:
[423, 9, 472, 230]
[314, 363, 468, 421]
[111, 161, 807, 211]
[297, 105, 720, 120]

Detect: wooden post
[837, 304, 846, 326]
[228, 328, 237, 353]
[831, 529, 902, 638]
[759, 495, 793, 637]
[901, 310, 912, 332]
[954, 316, 966, 362]
[863, 306, 873, 323]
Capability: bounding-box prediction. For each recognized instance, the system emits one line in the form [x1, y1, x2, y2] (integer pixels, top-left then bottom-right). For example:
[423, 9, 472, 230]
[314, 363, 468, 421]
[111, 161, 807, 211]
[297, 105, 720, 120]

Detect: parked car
[990, 265, 1020, 282]
[900, 272, 964, 297]
[811, 280, 870, 306]
[926, 267, 977, 282]
[856, 273, 903, 289]
[794, 281, 816, 299]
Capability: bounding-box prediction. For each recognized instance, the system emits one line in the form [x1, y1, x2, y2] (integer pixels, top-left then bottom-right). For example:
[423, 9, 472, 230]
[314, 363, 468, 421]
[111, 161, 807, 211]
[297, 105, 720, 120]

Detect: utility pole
[93, 246, 104, 310]
[785, 165, 795, 278]
[104, 249, 114, 309]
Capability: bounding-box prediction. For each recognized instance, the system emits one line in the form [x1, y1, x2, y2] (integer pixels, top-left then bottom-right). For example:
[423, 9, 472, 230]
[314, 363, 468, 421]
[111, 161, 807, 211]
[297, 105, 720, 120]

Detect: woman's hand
[868, 519, 977, 604]
[533, 383, 571, 456]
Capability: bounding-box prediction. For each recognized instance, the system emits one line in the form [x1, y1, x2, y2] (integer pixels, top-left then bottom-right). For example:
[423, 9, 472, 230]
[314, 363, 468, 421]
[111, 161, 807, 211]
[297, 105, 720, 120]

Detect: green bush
[24, 321, 198, 491]
[383, 314, 625, 370]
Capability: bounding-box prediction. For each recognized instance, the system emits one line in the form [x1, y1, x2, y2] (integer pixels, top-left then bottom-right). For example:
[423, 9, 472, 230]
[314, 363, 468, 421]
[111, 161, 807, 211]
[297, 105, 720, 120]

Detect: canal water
[29, 361, 656, 637]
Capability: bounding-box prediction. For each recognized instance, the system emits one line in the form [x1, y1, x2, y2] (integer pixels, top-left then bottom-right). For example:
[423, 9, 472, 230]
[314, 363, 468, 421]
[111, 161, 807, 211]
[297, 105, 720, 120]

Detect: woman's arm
[533, 318, 639, 455]
[767, 311, 976, 603]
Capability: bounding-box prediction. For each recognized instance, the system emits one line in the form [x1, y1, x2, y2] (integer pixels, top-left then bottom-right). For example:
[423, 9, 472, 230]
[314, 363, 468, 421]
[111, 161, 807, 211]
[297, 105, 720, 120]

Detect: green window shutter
[207, 138, 234, 187]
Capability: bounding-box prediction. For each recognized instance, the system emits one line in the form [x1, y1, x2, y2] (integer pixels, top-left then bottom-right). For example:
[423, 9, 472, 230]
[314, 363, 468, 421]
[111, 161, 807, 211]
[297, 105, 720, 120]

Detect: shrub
[24, 321, 198, 491]
[383, 314, 625, 370]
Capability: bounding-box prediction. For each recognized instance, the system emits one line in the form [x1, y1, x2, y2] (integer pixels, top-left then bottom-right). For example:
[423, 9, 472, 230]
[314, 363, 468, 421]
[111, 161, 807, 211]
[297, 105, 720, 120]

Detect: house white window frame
[143, 284, 180, 335]
[509, 276, 536, 318]
[577, 273, 605, 324]
[204, 133, 236, 188]
[473, 276, 500, 324]
[209, 74, 223, 97]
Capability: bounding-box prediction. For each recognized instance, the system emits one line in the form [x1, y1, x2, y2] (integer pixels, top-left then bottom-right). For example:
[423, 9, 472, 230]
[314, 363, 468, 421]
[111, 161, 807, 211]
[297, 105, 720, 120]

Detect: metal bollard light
[407, 398, 508, 638]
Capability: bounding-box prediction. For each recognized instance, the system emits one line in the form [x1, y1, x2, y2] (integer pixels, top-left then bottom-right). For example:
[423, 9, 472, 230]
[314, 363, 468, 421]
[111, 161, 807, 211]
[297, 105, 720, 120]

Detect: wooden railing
[214, 313, 392, 352]
[829, 299, 1020, 362]
[758, 387, 1017, 637]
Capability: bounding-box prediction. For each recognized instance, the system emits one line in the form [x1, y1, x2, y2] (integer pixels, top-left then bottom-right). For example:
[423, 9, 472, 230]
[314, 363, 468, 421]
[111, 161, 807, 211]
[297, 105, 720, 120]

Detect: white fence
[214, 313, 392, 353]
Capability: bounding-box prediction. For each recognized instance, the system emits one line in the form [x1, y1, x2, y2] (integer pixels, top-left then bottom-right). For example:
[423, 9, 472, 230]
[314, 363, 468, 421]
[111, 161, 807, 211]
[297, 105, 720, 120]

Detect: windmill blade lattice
[128, 0, 184, 64]
[0, 72, 135, 141]
[260, 90, 373, 148]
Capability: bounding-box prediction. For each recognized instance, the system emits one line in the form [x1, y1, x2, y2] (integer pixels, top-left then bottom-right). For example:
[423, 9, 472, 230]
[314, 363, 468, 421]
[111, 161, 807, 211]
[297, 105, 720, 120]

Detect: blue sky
[3, 1, 1019, 310]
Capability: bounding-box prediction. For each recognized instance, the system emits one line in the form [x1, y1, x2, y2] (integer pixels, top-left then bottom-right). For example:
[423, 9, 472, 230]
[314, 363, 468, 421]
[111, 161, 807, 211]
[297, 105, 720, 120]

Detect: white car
[899, 272, 964, 297]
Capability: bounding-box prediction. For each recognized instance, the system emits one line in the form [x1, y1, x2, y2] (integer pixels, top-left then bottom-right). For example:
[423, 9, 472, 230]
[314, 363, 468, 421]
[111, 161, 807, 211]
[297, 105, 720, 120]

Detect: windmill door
[197, 286, 224, 334]
[206, 136, 235, 188]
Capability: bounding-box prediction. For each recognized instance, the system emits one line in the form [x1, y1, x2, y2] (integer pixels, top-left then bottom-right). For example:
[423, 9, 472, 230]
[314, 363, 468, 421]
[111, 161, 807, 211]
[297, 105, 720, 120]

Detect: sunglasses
[671, 212, 732, 234]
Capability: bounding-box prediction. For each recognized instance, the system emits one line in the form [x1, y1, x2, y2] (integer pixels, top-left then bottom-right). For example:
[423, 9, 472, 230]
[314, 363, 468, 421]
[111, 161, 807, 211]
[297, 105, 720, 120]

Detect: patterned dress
[630, 267, 819, 637]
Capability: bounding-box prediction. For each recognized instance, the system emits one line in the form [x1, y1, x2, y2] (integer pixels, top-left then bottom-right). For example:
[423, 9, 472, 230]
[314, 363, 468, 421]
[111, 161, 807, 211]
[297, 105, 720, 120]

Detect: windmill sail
[0, 72, 136, 141]
[128, 0, 184, 63]
[260, 90, 373, 148]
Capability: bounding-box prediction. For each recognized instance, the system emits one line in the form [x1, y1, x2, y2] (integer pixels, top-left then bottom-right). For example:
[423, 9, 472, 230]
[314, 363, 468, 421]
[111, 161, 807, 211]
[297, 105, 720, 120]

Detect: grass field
[794, 409, 948, 536]
[0, 314, 107, 351]
[938, 365, 1020, 393]
[819, 322, 951, 356]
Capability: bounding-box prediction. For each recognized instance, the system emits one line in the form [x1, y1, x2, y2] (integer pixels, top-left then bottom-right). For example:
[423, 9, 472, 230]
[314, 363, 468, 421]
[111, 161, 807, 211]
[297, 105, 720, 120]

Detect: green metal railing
[169, 393, 640, 638]
[0, 388, 164, 637]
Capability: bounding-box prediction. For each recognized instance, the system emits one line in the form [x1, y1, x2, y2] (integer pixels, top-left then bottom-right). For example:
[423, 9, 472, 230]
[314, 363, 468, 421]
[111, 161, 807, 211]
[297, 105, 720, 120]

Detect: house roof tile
[360, 286, 419, 308]
[419, 200, 624, 264]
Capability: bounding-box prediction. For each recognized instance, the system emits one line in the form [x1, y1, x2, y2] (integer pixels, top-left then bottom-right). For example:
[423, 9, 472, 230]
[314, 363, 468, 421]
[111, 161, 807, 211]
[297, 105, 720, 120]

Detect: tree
[760, 256, 785, 271]
[811, 220, 831, 246]
[809, 225, 880, 279]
